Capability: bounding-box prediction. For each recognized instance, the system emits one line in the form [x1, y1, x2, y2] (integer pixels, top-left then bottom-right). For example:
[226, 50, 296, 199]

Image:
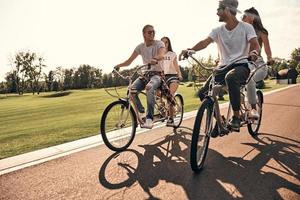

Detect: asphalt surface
[1, 85, 300, 200]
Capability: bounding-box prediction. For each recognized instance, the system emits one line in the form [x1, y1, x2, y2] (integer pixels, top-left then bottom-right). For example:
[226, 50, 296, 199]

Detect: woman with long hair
[242, 7, 274, 118]
[160, 36, 183, 126]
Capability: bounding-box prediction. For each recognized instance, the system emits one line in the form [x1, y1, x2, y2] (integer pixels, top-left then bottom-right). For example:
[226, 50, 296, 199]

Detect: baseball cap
[219, 0, 241, 14]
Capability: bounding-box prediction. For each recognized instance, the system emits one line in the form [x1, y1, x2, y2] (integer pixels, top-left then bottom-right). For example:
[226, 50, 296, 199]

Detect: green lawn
[0, 79, 290, 159]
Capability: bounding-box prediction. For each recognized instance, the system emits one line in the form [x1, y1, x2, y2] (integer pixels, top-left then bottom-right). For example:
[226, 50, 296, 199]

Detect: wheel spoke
[101, 101, 136, 151]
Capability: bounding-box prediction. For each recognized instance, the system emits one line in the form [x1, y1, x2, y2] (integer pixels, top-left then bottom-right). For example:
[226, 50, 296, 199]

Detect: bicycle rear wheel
[190, 98, 213, 173]
[173, 94, 184, 128]
[247, 90, 263, 136]
[100, 100, 137, 151]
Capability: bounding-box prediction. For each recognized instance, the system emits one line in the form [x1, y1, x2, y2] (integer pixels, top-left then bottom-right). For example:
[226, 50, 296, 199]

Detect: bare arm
[115, 50, 139, 69]
[154, 47, 166, 61]
[191, 37, 213, 51]
[179, 37, 213, 60]
[150, 46, 166, 65]
[173, 56, 183, 80]
[260, 32, 272, 61]
[249, 37, 260, 58]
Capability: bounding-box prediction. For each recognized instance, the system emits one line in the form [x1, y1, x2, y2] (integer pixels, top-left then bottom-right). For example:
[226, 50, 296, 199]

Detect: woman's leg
[247, 66, 268, 109]
[246, 78, 257, 108]
[168, 81, 179, 120]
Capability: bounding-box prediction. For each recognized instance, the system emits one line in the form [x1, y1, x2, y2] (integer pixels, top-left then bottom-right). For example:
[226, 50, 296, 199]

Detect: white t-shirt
[161, 51, 178, 75]
[209, 21, 257, 66]
[134, 40, 165, 71]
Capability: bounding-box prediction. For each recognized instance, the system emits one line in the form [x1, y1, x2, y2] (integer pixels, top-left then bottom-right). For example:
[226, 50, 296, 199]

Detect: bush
[42, 91, 72, 98]
[186, 83, 194, 87]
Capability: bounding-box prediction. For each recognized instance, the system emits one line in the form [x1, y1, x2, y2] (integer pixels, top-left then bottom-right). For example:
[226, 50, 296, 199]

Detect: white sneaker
[141, 118, 153, 129]
[249, 109, 260, 119]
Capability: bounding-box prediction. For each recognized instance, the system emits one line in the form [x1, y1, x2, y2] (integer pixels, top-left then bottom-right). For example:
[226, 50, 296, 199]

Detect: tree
[45, 71, 54, 92]
[290, 48, 300, 73]
[180, 66, 189, 82]
[92, 68, 103, 88]
[0, 82, 7, 94]
[102, 74, 109, 87]
[11, 51, 45, 95]
[27, 57, 46, 94]
[54, 67, 64, 90]
[63, 69, 74, 90]
[5, 71, 18, 93]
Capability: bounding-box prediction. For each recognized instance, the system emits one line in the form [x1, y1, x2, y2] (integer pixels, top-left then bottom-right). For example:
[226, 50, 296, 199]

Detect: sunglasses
[147, 30, 155, 35]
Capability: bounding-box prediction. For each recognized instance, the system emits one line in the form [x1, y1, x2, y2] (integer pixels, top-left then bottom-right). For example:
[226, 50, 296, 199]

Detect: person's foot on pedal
[210, 124, 219, 138]
[229, 116, 240, 131]
[166, 118, 174, 127]
[249, 109, 259, 119]
[141, 118, 153, 129]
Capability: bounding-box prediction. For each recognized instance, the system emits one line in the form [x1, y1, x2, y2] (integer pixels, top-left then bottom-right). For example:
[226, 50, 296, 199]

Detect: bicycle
[181, 50, 267, 173]
[100, 64, 184, 152]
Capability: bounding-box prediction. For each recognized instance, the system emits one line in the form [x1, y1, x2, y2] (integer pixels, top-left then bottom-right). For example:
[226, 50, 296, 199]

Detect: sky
[0, 0, 300, 81]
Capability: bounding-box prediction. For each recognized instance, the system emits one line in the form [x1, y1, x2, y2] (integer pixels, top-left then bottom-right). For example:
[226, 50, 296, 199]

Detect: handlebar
[180, 50, 214, 71]
[213, 56, 249, 73]
[180, 49, 271, 74]
[181, 49, 273, 85]
[112, 63, 153, 80]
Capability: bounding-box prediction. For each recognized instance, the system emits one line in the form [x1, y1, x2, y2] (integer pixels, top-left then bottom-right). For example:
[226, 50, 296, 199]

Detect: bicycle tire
[190, 98, 213, 173]
[247, 90, 263, 136]
[100, 100, 137, 151]
[173, 94, 184, 128]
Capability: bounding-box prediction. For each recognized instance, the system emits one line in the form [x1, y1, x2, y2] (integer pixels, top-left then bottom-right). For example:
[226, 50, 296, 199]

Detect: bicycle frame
[109, 64, 151, 125]
[108, 65, 183, 126]
[184, 51, 268, 135]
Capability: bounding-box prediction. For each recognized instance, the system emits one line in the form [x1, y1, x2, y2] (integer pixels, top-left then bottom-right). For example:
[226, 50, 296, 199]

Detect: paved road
[1, 85, 300, 200]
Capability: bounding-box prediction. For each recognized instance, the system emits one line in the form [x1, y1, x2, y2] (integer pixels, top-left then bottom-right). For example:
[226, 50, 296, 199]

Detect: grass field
[0, 79, 290, 159]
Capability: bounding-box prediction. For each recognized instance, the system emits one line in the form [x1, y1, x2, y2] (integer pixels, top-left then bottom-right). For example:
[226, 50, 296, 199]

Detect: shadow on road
[99, 129, 300, 199]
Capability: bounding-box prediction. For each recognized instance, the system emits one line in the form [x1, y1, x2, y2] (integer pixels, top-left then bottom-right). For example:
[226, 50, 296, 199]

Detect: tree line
[0, 48, 299, 95]
[0, 51, 191, 94]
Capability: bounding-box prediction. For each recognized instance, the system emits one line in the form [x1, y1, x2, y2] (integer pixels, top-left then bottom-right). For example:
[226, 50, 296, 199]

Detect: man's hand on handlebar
[179, 49, 196, 61]
[248, 50, 259, 62]
[267, 57, 274, 65]
[179, 50, 188, 61]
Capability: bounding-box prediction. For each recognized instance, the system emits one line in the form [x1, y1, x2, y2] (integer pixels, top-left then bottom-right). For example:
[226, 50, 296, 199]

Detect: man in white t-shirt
[180, 0, 260, 133]
[115, 24, 166, 129]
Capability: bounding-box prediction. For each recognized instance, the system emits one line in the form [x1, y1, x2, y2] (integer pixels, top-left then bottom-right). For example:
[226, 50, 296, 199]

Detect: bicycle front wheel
[173, 94, 184, 128]
[190, 98, 213, 173]
[100, 100, 137, 151]
[247, 90, 263, 136]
